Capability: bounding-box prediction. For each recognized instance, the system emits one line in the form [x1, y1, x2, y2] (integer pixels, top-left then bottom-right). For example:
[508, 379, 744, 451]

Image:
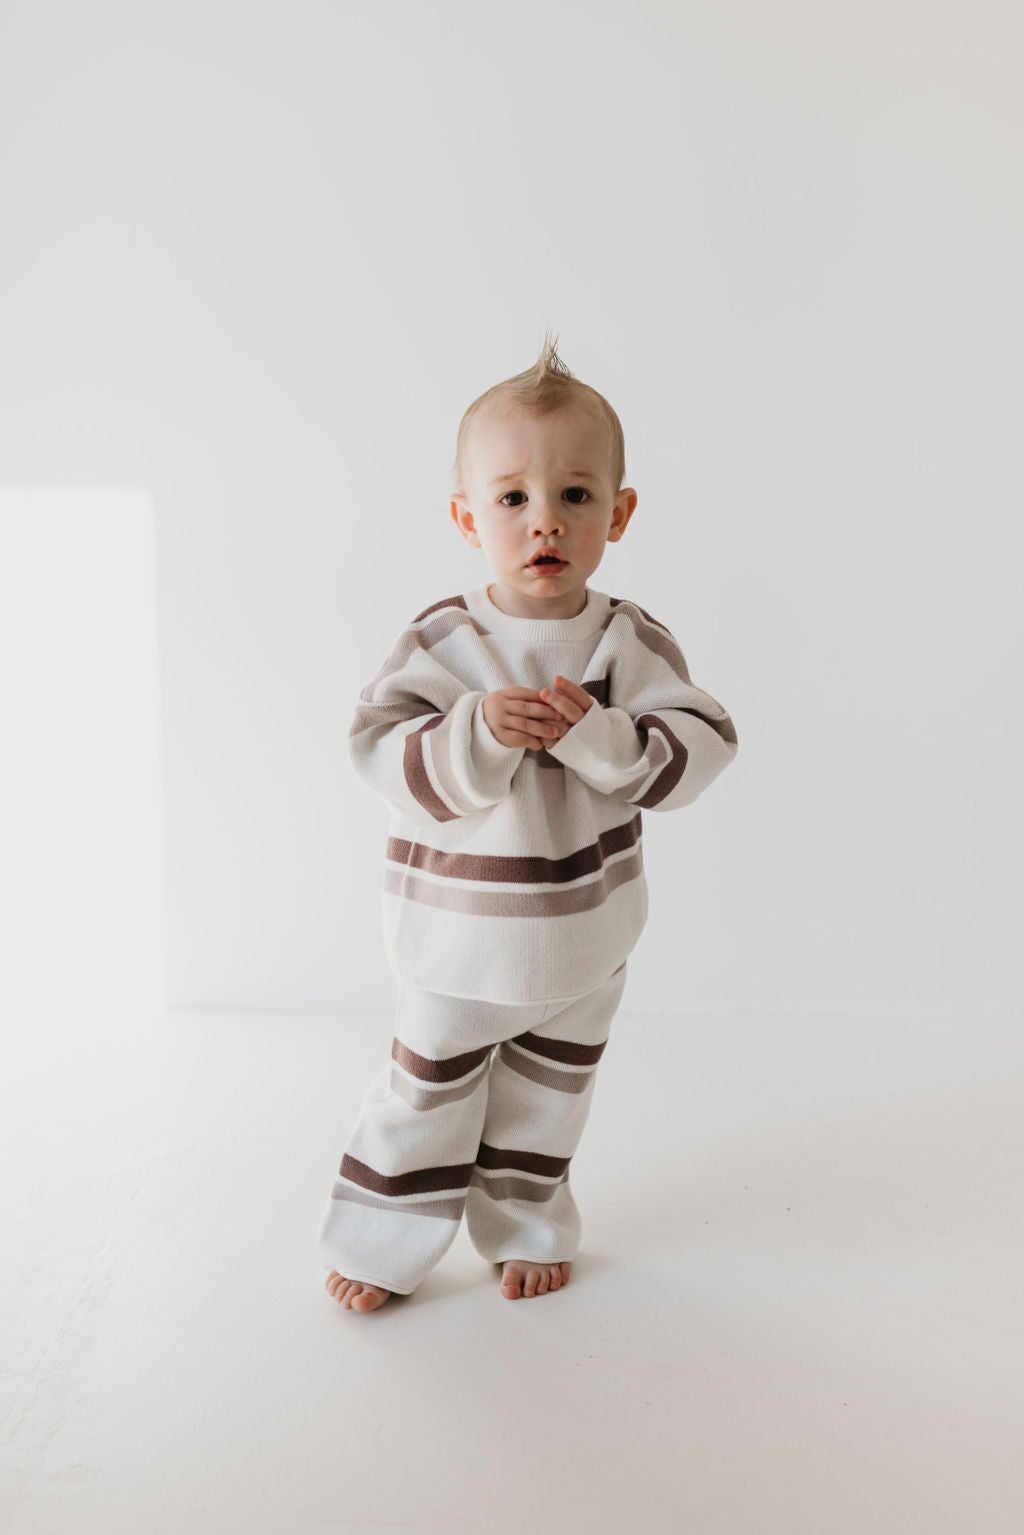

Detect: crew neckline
[464, 583, 610, 642]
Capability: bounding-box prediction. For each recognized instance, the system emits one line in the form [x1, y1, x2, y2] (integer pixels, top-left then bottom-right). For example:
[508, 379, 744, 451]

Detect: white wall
[0, 2, 1020, 1015]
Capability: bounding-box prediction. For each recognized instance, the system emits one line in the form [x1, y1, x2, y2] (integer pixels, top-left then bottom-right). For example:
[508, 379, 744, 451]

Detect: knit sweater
[348, 582, 738, 1004]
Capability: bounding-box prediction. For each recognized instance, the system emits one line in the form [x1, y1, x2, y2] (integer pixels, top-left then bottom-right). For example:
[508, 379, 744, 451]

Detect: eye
[498, 486, 591, 508]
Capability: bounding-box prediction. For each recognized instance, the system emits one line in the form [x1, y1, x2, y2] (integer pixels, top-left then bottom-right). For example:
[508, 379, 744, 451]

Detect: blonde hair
[452, 329, 626, 495]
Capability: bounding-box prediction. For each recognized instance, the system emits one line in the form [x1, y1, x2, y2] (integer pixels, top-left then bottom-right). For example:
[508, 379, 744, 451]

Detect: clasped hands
[482, 676, 594, 751]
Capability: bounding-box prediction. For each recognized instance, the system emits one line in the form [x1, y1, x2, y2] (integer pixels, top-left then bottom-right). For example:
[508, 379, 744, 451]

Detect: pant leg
[317, 983, 546, 1294]
[465, 961, 628, 1266]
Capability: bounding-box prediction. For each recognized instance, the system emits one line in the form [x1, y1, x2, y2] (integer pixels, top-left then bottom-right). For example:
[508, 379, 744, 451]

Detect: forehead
[469, 399, 610, 475]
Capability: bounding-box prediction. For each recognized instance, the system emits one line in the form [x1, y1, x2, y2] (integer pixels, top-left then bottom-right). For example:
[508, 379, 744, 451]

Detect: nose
[529, 497, 565, 537]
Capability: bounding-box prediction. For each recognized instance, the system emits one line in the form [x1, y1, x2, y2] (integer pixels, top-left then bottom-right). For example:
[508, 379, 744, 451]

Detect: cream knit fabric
[349, 582, 739, 1004]
[318, 962, 630, 1293]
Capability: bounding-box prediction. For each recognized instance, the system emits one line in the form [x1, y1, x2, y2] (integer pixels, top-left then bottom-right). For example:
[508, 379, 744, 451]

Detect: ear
[606, 488, 638, 543]
[450, 494, 481, 548]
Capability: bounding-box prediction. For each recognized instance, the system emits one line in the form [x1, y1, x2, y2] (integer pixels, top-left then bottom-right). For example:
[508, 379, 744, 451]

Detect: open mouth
[528, 554, 567, 569]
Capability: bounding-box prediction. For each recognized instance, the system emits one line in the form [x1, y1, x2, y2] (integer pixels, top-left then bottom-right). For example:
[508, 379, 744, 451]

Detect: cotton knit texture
[318, 963, 629, 1293]
[349, 583, 738, 1004]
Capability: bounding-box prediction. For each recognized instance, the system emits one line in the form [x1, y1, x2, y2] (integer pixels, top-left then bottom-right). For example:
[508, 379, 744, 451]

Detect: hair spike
[452, 331, 626, 495]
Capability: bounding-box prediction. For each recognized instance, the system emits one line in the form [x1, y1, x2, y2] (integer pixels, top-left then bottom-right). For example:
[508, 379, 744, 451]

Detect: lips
[528, 547, 568, 569]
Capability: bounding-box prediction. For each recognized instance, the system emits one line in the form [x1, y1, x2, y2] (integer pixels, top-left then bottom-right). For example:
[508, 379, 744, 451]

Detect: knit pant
[317, 961, 628, 1294]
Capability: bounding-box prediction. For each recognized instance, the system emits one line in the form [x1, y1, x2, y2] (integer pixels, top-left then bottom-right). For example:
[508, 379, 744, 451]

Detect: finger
[498, 712, 564, 739]
[506, 700, 563, 720]
[540, 688, 584, 723]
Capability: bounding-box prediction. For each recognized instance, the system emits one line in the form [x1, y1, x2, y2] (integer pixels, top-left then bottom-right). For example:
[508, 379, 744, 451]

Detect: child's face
[450, 399, 637, 619]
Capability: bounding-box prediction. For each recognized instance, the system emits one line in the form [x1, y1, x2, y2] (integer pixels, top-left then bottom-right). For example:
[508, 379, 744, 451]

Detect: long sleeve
[347, 622, 525, 827]
[544, 612, 738, 811]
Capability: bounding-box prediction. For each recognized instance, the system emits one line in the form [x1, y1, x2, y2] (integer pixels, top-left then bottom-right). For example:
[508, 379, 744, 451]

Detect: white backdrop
[0, 2, 1020, 1015]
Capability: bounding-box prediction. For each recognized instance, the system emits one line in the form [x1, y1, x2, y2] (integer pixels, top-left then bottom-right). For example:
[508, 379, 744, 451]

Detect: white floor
[4, 997, 1023, 1534]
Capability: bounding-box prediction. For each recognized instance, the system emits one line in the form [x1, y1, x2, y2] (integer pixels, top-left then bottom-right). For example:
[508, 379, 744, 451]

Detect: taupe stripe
[390, 1061, 490, 1112]
[611, 603, 693, 681]
[349, 698, 443, 736]
[391, 1036, 492, 1083]
[351, 700, 481, 822]
[330, 1180, 465, 1221]
[609, 596, 675, 638]
[476, 1142, 570, 1177]
[340, 1152, 474, 1196]
[419, 706, 480, 816]
[387, 813, 641, 886]
[412, 594, 468, 624]
[507, 1030, 608, 1067]
[609, 607, 737, 742]
[360, 607, 489, 702]
[497, 1044, 595, 1095]
[470, 1169, 569, 1204]
[382, 846, 643, 917]
[403, 713, 460, 823]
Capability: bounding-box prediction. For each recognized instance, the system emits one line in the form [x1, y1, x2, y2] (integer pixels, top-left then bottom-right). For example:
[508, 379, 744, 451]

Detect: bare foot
[325, 1270, 391, 1311]
[500, 1260, 570, 1299]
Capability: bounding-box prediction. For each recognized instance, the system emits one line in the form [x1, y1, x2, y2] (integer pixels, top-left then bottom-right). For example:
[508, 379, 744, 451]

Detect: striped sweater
[348, 582, 738, 1004]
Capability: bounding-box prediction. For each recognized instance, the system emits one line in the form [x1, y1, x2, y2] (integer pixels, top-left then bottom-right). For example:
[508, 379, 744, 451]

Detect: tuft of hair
[452, 327, 626, 495]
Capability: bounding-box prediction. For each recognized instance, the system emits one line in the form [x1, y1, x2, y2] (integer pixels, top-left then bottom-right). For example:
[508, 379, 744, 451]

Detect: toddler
[318, 335, 738, 1310]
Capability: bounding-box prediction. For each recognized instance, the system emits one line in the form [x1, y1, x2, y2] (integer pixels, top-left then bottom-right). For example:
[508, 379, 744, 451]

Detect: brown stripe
[391, 1037, 493, 1083]
[422, 706, 477, 815]
[633, 713, 690, 808]
[476, 1142, 570, 1177]
[403, 713, 461, 822]
[508, 1031, 608, 1067]
[497, 1044, 595, 1095]
[340, 1152, 474, 1197]
[387, 813, 641, 886]
[582, 676, 610, 705]
[470, 1169, 568, 1203]
[330, 1181, 465, 1221]
[382, 847, 643, 917]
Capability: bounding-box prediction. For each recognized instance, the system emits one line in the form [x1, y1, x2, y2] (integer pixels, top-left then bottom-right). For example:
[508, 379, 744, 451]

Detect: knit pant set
[319, 583, 739, 1294]
[317, 960, 627, 1295]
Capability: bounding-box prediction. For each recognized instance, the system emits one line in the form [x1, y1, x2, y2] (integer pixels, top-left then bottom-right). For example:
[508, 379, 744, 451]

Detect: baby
[318, 334, 738, 1310]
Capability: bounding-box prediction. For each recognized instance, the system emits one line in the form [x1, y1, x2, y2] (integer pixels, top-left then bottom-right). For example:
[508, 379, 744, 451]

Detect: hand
[539, 675, 595, 728]
[482, 687, 571, 750]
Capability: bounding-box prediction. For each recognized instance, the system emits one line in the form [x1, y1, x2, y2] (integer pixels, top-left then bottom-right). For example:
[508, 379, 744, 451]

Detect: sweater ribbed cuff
[544, 699, 614, 772]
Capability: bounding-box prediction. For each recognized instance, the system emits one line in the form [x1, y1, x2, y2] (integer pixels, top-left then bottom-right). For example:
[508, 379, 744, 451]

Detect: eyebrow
[488, 470, 600, 487]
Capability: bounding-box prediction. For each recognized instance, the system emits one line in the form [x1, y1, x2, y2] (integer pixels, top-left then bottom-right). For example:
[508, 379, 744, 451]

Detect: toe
[500, 1264, 523, 1298]
[548, 1266, 561, 1290]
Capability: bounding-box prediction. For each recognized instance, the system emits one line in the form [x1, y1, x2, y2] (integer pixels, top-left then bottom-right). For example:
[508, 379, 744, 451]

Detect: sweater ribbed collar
[465, 583, 610, 642]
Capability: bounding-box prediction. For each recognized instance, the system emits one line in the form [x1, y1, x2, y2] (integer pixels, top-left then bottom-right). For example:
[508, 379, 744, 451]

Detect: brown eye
[564, 486, 590, 503]
[499, 491, 526, 507]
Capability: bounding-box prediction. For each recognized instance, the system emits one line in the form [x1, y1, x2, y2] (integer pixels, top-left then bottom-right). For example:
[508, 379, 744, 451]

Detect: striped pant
[317, 961, 628, 1294]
